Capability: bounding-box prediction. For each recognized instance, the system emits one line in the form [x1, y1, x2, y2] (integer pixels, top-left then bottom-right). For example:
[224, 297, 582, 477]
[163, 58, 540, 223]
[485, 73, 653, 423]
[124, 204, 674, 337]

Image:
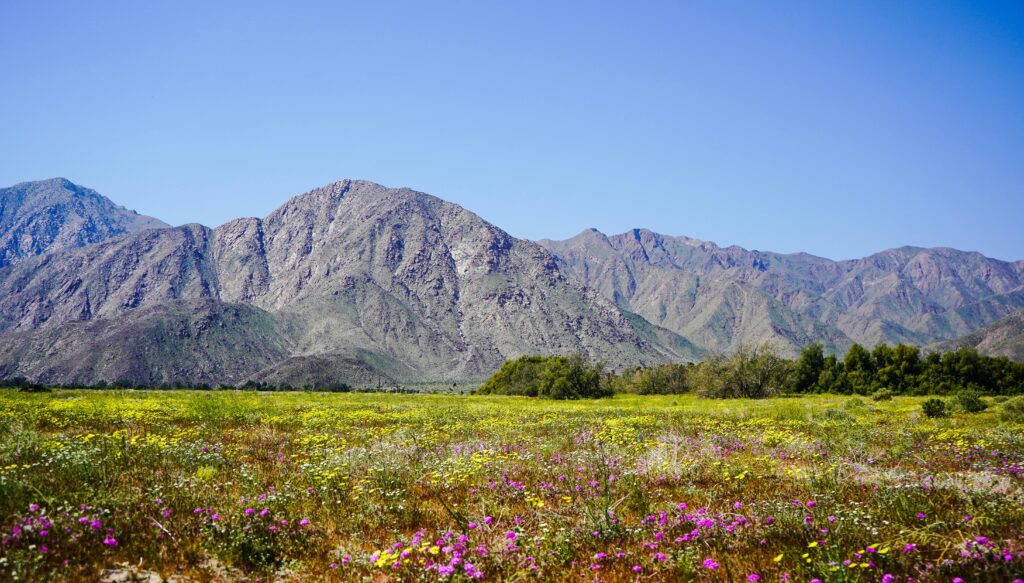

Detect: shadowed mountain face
[934, 308, 1024, 361]
[0, 180, 692, 386]
[0, 177, 1020, 386]
[0, 178, 167, 268]
[538, 228, 1024, 356]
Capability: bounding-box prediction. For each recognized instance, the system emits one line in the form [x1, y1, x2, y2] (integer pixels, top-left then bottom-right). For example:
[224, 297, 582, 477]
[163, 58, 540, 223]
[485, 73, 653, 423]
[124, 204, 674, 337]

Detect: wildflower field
[0, 390, 1022, 582]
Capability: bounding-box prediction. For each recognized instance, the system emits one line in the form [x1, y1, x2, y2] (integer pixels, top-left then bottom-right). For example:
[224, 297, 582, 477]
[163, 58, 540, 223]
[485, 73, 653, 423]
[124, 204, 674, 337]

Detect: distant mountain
[0, 178, 167, 267]
[0, 179, 693, 386]
[539, 228, 1024, 356]
[934, 308, 1024, 361]
[0, 177, 1019, 386]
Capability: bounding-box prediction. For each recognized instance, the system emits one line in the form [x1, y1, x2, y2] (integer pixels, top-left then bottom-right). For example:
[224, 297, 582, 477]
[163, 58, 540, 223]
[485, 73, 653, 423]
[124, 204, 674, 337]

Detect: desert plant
[1000, 396, 1024, 423]
[922, 398, 949, 418]
[954, 390, 988, 413]
[871, 389, 894, 401]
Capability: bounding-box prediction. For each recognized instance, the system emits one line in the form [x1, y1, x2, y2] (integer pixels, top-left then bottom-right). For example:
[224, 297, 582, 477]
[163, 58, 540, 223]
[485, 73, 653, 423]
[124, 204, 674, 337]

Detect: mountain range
[0, 177, 1021, 387]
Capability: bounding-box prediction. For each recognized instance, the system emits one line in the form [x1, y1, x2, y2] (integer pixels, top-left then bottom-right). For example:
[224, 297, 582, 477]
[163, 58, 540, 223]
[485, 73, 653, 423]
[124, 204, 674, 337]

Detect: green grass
[0, 390, 1021, 581]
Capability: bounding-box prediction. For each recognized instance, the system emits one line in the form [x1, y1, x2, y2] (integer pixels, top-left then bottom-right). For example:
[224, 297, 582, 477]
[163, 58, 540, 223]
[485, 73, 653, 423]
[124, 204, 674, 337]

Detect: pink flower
[505, 531, 517, 540]
[632, 565, 643, 572]
[244, 508, 255, 515]
[299, 519, 310, 526]
[702, 558, 719, 570]
[805, 500, 816, 508]
[748, 574, 761, 582]
[28, 504, 39, 512]
[103, 535, 118, 546]
[210, 514, 220, 521]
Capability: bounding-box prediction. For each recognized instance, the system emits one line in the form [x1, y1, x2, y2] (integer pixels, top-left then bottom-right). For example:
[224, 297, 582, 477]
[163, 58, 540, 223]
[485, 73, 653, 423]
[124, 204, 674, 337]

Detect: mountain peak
[0, 178, 169, 267]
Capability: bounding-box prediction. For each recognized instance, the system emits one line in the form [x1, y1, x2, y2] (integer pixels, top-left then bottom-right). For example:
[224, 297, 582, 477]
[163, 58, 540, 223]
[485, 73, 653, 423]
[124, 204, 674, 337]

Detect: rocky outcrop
[0, 178, 167, 267]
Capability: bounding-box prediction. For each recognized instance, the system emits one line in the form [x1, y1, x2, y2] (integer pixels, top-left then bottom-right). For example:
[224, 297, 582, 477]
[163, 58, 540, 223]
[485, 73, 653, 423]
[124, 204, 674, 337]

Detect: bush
[871, 389, 894, 401]
[819, 408, 854, 423]
[694, 343, 792, 399]
[1000, 396, 1024, 423]
[476, 354, 610, 400]
[954, 390, 988, 413]
[922, 398, 949, 418]
[844, 397, 868, 410]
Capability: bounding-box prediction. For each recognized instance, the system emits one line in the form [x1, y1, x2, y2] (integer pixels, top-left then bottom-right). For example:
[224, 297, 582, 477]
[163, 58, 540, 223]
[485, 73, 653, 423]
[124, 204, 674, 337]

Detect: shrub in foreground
[1000, 396, 1024, 423]
[871, 388, 894, 401]
[922, 398, 949, 418]
[954, 390, 988, 413]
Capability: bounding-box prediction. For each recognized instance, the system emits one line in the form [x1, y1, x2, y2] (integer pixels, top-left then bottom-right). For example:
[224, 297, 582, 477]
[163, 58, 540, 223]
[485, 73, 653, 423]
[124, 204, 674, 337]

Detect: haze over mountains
[0, 177, 1021, 387]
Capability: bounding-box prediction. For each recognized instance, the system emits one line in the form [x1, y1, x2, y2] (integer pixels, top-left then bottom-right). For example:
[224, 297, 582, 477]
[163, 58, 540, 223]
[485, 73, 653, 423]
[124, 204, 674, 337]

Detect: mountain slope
[540, 228, 1024, 355]
[0, 180, 693, 385]
[0, 178, 167, 267]
[934, 308, 1024, 361]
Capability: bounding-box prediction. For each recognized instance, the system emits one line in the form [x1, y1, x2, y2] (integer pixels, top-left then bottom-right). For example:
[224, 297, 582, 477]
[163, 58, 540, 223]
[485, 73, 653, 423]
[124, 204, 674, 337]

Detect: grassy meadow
[0, 390, 1022, 582]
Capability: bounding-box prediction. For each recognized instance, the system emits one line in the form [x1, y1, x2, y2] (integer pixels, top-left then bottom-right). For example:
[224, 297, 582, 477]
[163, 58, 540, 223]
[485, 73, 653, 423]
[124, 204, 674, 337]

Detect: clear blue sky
[1, 1, 1022, 260]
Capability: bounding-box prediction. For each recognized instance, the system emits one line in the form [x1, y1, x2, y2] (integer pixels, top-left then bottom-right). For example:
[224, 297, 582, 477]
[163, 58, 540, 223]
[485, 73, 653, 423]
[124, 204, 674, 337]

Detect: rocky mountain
[0, 179, 693, 386]
[0, 177, 1020, 386]
[539, 228, 1024, 356]
[934, 308, 1024, 361]
[0, 178, 167, 267]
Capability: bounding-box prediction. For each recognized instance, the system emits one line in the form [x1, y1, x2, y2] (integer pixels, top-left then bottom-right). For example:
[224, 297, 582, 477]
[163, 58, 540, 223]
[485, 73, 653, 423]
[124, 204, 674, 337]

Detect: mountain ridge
[0, 177, 1021, 387]
[0, 179, 694, 386]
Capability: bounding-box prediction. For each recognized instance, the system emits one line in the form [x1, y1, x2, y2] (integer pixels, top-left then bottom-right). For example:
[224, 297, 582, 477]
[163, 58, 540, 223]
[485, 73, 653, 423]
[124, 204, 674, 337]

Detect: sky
[1, 1, 1022, 261]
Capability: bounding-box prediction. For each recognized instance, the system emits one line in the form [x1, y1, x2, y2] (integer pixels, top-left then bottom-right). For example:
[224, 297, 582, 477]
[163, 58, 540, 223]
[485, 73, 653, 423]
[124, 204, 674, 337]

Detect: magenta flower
[505, 531, 517, 540]
[748, 574, 761, 582]
[244, 508, 255, 515]
[882, 575, 895, 583]
[702, 558, 719, 570]
[299, 518, 310, 526]
[210, 514, 220, 521]
[805, 500, 816, 508]
[632, 565, 643, 572]
[28, 504, 39, 512]
[103, 535, 118, 546]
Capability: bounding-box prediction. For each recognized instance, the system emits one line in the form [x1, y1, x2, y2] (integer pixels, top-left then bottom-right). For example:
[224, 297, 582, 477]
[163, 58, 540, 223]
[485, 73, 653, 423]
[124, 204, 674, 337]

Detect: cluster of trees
[478, 343, 1024, 400]
[792, 343, 1024, 396]
[474, 355, 610, 399]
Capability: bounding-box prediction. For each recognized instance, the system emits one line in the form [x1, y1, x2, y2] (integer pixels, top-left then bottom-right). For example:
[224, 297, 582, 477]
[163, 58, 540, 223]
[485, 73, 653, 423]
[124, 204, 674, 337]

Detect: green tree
[794, 343, 825, 393]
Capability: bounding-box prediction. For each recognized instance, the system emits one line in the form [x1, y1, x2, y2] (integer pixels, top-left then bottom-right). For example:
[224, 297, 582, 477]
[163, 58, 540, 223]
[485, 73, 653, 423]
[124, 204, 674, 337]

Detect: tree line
[476, 344, 1024, 400]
